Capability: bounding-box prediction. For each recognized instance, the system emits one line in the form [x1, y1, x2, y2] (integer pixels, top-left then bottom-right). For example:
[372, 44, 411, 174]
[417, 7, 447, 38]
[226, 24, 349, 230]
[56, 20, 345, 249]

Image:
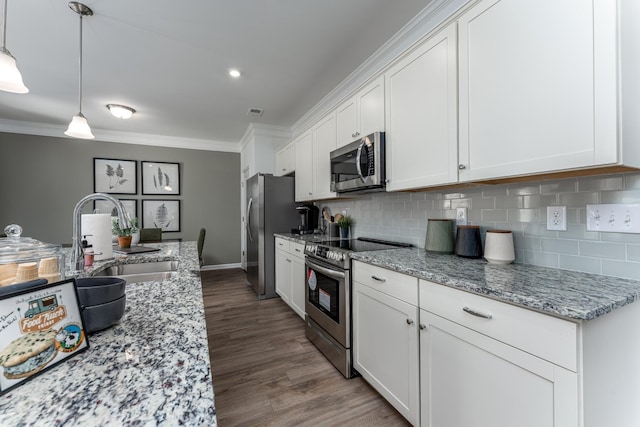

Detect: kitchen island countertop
[0, 241, 216, 426]
[350, 247, 640, 322]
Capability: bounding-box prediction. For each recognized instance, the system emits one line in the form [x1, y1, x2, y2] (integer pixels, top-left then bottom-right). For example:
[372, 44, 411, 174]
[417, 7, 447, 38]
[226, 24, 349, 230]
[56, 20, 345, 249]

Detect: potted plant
[112, 219, 132, 248]
[336, 215, 352, 239]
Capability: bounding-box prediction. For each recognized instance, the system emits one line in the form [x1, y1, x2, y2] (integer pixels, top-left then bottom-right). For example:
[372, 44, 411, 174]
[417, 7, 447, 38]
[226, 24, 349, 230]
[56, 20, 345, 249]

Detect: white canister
[483, 230, 515, 265]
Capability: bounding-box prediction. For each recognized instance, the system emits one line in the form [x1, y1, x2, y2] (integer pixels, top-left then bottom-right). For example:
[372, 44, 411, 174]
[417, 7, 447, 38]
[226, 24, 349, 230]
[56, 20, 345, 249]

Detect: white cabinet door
[312, 111, 337, 200]
[294, 130, 313, 202]
[336, 76, 385, 149]
[420, 309, 579, 427]
[357, 76, 385, 139]
[275, 241, 291, 304]
[275, 141, 295, 177]
[289, 253, 306, 319]
[336, 96, 357, 148]
[385, 23, 458, 191]
[458, 0, 617, 181]
[353, 281, 419, 425]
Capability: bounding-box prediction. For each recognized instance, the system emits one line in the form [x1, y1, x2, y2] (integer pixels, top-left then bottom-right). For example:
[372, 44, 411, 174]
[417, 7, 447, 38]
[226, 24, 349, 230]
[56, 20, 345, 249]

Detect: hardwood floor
[201, 268, 411, 427]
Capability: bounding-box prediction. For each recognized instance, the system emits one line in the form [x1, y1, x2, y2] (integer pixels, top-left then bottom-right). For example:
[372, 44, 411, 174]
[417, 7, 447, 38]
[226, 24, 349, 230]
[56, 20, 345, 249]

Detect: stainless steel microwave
[330, 132, 385, 194]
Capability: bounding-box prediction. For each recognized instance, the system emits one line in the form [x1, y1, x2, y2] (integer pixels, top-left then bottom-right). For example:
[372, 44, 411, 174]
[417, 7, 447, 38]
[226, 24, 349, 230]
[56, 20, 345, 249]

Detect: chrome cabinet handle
[371, 275, 386, 282]
[419, 323, 426, 330]
[463, 306, 492, 319]
[406, 319, 414, 325]
[295, 248, 301, 252]
[458, 164, 466, 170]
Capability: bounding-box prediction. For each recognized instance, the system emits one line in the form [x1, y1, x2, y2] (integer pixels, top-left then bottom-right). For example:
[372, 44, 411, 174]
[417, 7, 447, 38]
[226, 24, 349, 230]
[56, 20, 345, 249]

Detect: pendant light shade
[0, 0, 28, 93]
[66, 2, 94, 139]
[65, 112, 94, 139]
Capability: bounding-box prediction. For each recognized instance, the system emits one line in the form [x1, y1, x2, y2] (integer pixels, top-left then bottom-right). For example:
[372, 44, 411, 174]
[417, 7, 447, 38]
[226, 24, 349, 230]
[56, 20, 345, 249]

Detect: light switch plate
[546, 206, 567, 231]
[586, 204, 640, 233]
[456, 208, 468, 226]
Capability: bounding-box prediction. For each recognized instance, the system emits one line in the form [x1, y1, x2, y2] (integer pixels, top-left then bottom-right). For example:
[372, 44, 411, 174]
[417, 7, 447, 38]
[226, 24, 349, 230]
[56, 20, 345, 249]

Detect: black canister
[455, 225, 483, 258]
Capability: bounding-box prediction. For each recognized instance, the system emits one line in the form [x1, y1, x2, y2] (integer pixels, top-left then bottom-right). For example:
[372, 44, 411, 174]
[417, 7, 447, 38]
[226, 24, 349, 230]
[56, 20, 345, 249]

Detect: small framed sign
[0, 279, 89, 395]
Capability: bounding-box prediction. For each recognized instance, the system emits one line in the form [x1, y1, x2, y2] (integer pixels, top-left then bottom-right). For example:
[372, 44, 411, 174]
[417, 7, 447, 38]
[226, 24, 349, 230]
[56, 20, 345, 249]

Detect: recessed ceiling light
[228, 68, 241, 78]
[106, 104, 136, 119]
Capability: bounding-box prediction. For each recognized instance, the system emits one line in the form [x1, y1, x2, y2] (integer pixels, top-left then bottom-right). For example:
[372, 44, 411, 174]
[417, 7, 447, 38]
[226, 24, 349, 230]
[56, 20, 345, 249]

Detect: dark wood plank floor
[201, 268, 411, 427]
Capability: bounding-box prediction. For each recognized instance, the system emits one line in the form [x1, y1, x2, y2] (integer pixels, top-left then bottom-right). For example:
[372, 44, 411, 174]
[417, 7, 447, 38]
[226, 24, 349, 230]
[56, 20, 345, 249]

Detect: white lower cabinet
[274, 237, 305, 319]
[352, 261, 420, 425]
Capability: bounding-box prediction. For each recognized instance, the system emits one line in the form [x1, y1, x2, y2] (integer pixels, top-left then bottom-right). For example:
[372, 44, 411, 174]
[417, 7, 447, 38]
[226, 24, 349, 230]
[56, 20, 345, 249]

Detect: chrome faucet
[71, 193, 131, 272]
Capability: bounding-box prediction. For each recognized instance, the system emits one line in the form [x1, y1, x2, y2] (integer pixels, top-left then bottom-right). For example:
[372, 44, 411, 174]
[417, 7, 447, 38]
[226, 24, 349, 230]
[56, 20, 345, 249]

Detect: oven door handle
[305, 258, 345, 280]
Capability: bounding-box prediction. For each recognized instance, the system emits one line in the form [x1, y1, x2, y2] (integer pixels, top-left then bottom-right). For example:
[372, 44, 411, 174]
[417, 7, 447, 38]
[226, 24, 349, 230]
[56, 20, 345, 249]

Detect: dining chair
[197, 228, 206, 266]
[139, 228, 162, 243]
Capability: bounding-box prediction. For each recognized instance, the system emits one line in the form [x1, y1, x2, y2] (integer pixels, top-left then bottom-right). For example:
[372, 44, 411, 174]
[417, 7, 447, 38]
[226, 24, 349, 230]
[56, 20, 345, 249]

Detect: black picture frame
[93, 158, 137, 194]
[0, 278, 89, 395]
[142, 199, 181, 232]
[141, 161, 180, 195]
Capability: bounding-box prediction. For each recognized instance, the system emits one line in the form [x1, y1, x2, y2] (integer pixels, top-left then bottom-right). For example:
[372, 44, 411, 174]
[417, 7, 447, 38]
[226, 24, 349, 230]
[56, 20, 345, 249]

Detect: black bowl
[75, 277, 126, 307]
[82, 294, 126, 333]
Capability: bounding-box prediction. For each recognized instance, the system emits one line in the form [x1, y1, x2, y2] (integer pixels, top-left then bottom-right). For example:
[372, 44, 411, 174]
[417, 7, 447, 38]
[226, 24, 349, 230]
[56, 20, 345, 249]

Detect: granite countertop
[350, 247, 640, 322]
[274, 232, 329, 243]
[0, 242, 217, 426]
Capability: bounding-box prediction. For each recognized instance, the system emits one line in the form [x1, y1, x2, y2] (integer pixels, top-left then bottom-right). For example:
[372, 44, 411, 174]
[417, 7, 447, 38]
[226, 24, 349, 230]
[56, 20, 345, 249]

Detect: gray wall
[0, 132, 240, 266]
[321, 172, 640, 281]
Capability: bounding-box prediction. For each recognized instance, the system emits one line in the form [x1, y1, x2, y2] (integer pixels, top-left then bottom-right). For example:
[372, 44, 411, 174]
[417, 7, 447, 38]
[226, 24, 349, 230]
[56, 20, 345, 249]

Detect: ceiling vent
[247, 107, 264, 118]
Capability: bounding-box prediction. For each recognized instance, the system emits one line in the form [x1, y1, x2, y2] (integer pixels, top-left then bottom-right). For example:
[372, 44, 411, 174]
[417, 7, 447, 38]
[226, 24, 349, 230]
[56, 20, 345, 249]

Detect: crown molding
[0, 118, 241, 153]
[239, 123, 292, 151]
[291, 0, 469, 138]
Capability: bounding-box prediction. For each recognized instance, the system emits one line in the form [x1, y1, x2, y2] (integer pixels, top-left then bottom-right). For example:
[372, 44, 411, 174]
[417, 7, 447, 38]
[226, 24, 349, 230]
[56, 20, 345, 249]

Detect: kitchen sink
[94, 260, 179, 283]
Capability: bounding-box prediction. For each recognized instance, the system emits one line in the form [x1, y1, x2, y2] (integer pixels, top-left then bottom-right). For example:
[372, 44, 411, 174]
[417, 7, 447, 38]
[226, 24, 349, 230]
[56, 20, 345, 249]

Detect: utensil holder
[455, 225, 483, 258]
[425, 219, 455, 254]
[484, 229, 515, 264]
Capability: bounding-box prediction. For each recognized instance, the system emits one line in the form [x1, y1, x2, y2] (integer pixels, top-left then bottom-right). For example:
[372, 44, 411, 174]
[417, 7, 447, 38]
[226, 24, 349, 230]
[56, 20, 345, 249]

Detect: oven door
[305, 256, 349, 347]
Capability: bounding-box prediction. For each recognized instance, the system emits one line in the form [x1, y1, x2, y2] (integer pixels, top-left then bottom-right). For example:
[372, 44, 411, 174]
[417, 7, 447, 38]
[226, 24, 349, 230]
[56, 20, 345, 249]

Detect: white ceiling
[0, 0, 432, 149]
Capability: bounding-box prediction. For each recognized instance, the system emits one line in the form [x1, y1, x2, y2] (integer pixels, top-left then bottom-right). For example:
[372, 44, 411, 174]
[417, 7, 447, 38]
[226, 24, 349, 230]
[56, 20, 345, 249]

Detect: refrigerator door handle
[246, 197, 253, 243]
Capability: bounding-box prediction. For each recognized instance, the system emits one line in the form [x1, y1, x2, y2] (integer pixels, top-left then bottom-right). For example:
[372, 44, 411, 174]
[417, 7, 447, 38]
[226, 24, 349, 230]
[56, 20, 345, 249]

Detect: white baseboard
[200, 263, 243, 271]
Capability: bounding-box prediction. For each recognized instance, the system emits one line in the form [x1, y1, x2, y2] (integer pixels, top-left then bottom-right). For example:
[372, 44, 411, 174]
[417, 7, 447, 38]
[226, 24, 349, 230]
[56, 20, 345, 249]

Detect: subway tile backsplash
[320, 172, 640, 280]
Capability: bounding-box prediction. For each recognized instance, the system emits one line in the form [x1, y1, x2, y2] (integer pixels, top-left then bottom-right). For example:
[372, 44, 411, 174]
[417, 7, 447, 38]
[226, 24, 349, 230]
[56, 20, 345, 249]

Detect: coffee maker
[295, 204, 319, 235]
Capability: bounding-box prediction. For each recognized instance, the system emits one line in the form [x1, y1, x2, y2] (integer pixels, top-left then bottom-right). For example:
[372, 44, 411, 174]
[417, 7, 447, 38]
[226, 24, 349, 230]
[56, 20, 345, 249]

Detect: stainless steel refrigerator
[245, 173, 299, 299]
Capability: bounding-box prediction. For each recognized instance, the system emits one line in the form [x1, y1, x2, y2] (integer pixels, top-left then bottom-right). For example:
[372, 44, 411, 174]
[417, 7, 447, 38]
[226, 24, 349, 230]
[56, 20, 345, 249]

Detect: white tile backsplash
[320, 171, 640, 279]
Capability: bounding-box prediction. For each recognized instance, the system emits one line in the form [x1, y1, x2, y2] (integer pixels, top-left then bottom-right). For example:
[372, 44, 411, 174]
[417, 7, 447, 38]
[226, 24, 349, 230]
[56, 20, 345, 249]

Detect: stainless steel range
[304, 237, 412, 378]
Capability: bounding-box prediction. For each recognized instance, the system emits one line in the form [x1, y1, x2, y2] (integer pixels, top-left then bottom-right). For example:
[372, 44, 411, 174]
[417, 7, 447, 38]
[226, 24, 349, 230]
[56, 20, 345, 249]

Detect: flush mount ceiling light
[228, 68, 241, 78]
[0, 0, 28, 93]
[65, 1, 94, 139]
[106, 104, 136, 119]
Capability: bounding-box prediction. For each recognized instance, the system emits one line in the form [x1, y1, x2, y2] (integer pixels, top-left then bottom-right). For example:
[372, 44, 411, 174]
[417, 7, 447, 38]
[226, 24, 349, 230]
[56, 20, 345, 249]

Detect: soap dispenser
[82, 235, 94, 267]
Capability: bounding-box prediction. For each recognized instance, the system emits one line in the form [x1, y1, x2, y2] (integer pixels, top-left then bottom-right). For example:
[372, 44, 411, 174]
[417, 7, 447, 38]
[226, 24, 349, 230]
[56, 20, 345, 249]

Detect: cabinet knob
[458, 164, 466, 170]
[351, 132, 356, 138]
[419, 323, 426, 330]
[308, 192, 312, 196]
[355, 132, 360, 137]
[406, 319, 414, 325]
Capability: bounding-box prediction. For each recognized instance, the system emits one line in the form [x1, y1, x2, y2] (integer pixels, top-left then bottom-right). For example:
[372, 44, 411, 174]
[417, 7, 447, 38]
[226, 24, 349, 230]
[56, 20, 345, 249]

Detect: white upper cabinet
[311, 111, 337, 200]
[385, 23, 458, 191]
[336, 76, 385, 148]
[294, 129, 313, 202]
[275, 141, 295, 177]
[457, 0, 618, 181]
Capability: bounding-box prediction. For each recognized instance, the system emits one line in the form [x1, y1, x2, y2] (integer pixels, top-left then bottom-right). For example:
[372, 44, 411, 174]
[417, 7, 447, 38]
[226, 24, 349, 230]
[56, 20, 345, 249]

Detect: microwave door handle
[355, 139, 367, 183]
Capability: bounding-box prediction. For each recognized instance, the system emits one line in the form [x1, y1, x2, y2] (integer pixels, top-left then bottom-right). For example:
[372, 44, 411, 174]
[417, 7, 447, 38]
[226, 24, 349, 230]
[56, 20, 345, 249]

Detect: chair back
[140, 228, 162, 242]
[197, 228, 206, 265]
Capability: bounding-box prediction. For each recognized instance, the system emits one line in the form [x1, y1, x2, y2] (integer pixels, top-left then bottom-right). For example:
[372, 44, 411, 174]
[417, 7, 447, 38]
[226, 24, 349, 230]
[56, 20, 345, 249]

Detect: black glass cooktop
[315, 237, 412, 252]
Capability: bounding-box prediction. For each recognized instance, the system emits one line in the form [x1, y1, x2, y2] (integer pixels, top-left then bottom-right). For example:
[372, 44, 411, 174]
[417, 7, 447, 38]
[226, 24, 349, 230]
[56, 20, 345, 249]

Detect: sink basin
[94, 260, 179, 283]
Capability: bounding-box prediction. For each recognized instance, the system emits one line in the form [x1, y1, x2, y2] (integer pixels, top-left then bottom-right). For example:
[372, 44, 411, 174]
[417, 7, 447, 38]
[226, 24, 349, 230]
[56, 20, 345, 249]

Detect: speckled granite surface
[274, 232, 329, 243]
[350, 247, 640, 321]
[0, 242, 216, 426]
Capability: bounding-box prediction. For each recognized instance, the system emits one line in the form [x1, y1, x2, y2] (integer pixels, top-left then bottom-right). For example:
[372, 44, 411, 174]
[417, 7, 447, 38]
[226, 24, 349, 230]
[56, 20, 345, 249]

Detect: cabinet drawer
[275, 238, 289, 252]
[420, 280, 578, 371]
[290, 241, 305, 259]
[353, 261, 418, 305]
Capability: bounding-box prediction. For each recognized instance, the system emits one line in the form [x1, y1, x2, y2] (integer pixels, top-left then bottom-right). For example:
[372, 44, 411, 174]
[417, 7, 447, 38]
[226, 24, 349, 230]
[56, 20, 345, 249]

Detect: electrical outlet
[456, 208, 468, 226]
[546, 206, 567, 231]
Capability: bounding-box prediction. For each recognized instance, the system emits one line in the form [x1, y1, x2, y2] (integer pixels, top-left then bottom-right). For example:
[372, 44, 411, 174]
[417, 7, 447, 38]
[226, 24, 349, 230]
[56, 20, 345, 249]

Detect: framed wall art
[93, 199, 137, 219]
[93, 158, 137, 194]
[141, 161, 180, 195]
[0, 278, 89, 395]
[142, 200, 180, 232]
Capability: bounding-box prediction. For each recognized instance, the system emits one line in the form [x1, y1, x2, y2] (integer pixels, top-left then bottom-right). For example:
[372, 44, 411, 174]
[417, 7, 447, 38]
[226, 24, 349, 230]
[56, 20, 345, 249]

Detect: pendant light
[0, 0, 28, 93]
[65, 2, 94, 139]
